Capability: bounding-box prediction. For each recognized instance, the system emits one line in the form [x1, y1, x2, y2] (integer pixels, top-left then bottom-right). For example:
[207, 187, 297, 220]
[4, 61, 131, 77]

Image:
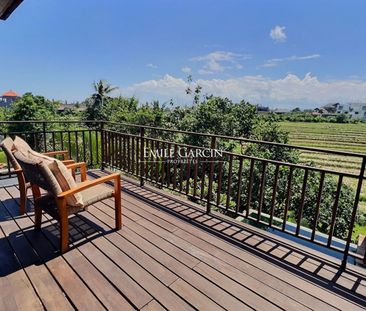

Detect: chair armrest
[65, 162, 87, 181]
[61, 159, 75, 165]
[57, 173, 121, 199]
[43, 150, 70, 160]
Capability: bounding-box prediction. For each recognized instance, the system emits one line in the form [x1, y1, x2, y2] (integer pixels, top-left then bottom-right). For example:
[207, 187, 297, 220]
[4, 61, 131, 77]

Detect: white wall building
[336, 103, 366, 120]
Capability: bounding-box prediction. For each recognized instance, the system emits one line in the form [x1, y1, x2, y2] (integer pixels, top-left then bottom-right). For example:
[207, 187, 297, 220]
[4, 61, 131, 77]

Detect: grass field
[279, 121, 366, 215]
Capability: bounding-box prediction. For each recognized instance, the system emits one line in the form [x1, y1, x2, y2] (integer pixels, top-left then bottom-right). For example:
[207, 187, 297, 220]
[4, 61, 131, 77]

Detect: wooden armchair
[0, 136, 74, 215]
[13, 151, 121, 253]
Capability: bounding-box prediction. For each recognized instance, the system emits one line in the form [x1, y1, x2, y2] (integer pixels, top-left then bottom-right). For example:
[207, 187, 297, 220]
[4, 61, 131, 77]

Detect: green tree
[84, 80, 118, 121]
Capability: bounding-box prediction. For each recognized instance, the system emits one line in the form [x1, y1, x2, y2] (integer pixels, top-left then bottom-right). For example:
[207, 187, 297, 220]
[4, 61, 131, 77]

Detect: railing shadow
[121, 179, 366, 307]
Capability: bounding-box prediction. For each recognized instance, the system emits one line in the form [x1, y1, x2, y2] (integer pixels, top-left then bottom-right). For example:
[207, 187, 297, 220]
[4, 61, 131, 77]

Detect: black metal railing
[0, 120, 365, 269]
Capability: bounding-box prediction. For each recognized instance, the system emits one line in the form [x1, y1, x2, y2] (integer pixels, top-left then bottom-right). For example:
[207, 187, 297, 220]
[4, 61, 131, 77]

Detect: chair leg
[114, 176, 122, 230]
[17, 172, 27, 215]
[34, 203, 42, 230]
[58, 198, 69, 254]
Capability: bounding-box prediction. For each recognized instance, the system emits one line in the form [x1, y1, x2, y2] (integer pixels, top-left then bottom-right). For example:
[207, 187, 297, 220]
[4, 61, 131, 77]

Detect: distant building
[336, 103, 366, 120]
[256, 105, 269, 113]
[321, 103, 339, 113]
[272, 108, 291, 114]
[0, 90, 20, 107]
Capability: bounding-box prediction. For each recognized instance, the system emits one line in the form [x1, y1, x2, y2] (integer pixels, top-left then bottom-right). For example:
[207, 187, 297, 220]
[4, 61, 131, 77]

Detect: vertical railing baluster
[257, 161, 267, 222]
[216, 160, 223, 207]
[269, 164, 280, 227]
[51, 131, 56, 151]
[246, 159, 255, 217]
[235, 158, 244, 216]
[99, 122, 104, 168]
[140, 127, 145, 186]
[166, 142, 171, 188]
[88, 130, 93, 166]
[225, 154, 233, 211]
[42, 121, 47, 152]
[193, 154, 199, 197]
[155, 140, 160, 183]
[131, 136, 135, 174]
[82, 130, 86, 163]
[311, 171, 325, 241]
[207, 137, 217, 214]
[75, 131, 79, 163]
[296, 169, 308, 236]
[327, 174, 343, 247]
[282, 166, 294, 232]
[200, 160, 206, 200]
[185, 147, 191, 195]
[173, 144, 178, 189]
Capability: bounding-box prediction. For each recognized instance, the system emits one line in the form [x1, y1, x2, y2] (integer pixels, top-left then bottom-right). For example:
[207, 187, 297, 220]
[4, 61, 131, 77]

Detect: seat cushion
[37, 194, 86, 219]
[79, 182, 114, 207]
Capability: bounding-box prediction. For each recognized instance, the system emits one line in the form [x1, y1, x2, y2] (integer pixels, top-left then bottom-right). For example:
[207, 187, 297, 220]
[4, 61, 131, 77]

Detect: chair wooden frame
[32, 162, 122, 253]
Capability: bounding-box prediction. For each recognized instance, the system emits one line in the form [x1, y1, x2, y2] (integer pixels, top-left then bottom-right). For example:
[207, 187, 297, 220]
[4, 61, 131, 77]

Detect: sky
[1, 0, 366, 108]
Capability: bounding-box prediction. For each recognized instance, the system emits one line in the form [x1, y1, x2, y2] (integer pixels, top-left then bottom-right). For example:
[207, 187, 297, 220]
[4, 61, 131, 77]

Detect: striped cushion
[48, 160, 84, 208]
[28, 149, 54, 165]
[13, 136, 32, 154]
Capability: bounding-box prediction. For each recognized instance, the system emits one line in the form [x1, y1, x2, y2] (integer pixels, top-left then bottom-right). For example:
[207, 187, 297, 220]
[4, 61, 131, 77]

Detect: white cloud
[270, 25, 287, 42]
[191, 51, 250, 75]
[121, 73, 366, 108]
[181, 66, 192, 74]
[261, 54, 320, 67]
[146, 63, 158, 69]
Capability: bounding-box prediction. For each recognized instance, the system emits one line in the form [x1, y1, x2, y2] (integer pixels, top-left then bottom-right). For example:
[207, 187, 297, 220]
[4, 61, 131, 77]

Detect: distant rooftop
[2, 90, 19, 97]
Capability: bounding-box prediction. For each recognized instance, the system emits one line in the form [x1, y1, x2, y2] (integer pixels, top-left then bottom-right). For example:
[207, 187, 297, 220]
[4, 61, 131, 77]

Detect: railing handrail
[1, 119, 365, 158]
[105, 121, 366, 158]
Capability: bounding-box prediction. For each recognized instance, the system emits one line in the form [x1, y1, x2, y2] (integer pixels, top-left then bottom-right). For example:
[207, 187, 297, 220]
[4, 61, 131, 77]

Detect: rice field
[279, 122, 366, 226]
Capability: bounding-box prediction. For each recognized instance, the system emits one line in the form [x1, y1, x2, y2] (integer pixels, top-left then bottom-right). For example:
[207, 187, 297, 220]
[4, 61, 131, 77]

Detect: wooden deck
[1, 170, 366, 310]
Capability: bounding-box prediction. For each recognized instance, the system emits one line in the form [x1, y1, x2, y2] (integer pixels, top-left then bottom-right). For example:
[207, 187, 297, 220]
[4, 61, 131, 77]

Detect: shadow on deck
[0, 170, 366, 310]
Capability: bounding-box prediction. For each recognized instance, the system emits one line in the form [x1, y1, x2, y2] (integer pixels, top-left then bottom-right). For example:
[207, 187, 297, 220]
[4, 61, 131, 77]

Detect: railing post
[100, 121, 105, 170]
[140, 127, 145, 187]
[342, 156, 366, 269]
[42, 121, 47, 152]
[206, 136, 217, 214]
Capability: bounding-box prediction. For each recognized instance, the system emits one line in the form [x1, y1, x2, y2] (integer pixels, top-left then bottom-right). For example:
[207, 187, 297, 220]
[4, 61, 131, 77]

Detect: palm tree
[92, 80, 119, 107]
[86, 80, 118, 121]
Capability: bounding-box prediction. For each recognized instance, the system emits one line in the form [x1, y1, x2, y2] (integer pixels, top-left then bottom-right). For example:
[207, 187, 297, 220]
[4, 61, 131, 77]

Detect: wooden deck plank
[92, 237, 195, 311]
[4, 186, 135, 311]
[117, 186, 365, 311]
[81, 209, 252, 311]
[1, 173, 366, 311]
[78, 242, 153, 309]
[0, 229, 43, 311]
[63, 250, 135, 311]
[140, 300, 166, 311]
[101, 196, 315, 310]
[0, 188, 72, 311]
[86, 200, 271, 311]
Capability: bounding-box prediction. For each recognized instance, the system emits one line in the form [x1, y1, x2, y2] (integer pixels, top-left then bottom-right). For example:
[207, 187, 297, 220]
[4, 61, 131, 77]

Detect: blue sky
[1, 0, 366, 108]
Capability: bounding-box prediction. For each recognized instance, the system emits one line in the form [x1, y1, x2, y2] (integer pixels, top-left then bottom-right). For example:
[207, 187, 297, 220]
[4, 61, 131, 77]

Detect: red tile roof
[2, 90, 18, 97]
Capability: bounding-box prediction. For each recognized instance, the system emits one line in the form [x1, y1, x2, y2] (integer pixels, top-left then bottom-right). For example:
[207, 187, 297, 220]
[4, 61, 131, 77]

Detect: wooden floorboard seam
[102, 184, 365, 311]
[116, 182, 366, 310]
[1, 175, 366, 311]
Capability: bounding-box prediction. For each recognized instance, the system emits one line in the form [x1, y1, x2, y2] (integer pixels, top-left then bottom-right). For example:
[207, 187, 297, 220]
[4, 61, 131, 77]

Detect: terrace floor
[1, 170, 366, 310]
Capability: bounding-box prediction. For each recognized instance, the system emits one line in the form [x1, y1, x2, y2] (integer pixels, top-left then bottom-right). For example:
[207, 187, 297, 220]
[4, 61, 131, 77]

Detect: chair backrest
[13, 150, 62, 195]
[13, 136, 32, 153]
[0, 136, 19, 169]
